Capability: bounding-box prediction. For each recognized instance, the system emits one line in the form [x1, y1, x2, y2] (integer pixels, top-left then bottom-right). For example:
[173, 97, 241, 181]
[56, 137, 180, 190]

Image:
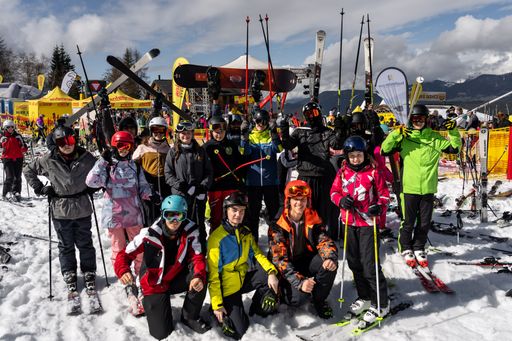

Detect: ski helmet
[111, 131, 134, 150]
[284, 180, 312, 208]
[343, 135, 367, 154]
[148, 116, 168, 130]
[223, 191, 248, 211]
[302, 101, 323, 125]
[161, 194, 188, 213]
[2, 120, 15, 129]
[411, 104, 429, 116]
[119, 116, 138, 132]
[209, 116, 227, 131]
[53, 126, 75, 141]
[253, 109, 270, 124]
[350, 112, 368, 132]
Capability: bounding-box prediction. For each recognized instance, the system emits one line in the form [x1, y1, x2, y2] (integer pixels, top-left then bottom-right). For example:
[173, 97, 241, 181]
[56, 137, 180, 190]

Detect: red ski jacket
[330, 160, 390, 227]
[1, 131, 27, 160]
[114, 218, 206, 296]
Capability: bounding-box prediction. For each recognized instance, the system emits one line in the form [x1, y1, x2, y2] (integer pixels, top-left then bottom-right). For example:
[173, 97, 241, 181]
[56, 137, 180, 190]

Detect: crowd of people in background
[0, 99, 508, 340]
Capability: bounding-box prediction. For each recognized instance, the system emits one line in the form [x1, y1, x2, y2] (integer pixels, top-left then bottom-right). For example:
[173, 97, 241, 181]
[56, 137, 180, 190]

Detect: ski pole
[373, 216, 382, 326]
[338, 209, 349, 309]
[215, 155, 271, 181]
[214, 149, 240, 182]
[348, 15, 365, 111]
[89, 194, 110, 287]
[245, 16, 250, 115]
[47, 196, 54, 301]
[337, 9, 345, 113]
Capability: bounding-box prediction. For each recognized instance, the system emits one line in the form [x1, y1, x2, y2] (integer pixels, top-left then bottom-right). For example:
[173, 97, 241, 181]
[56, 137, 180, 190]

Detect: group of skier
[0, 98, 465, 339]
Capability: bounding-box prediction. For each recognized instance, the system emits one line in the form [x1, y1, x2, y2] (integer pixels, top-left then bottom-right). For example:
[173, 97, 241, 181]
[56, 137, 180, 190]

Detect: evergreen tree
[104, 47, 149, 98]
[47, 44, 75, 92]
[0, 36, 15, 82]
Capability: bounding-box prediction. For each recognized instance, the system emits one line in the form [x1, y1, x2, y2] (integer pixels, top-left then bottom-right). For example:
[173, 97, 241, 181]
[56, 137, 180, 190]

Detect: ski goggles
[176, 121, 194, 132]
[410, 115, 426, 123]
[55, 135, 76, 147]
[116, 141, 133, 152]
[162, 210, 186, 222]
[150, 126, 167, 134]
[287, 185, 311, 198]
[304, 108, 321, 118]
[210, 123, 227, 132]
[5, 125, 14, 130]
[255, 118, 268, 125]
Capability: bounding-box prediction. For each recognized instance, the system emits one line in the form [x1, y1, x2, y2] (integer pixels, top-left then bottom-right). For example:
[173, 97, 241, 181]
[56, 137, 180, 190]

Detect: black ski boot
[180, 314, 211, 334]
[314, 300, 333, 319]
[63, 271, 78, 292]
[63, 271, 81, 315]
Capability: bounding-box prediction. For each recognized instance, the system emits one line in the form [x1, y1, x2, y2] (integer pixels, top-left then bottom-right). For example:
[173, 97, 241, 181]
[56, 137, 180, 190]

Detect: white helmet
[2, 120, 15, 129]
[148, 116, 168, 130]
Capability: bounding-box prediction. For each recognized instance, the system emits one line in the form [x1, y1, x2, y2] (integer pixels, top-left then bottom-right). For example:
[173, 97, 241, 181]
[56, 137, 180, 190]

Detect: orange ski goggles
[287, 185, 311, 198]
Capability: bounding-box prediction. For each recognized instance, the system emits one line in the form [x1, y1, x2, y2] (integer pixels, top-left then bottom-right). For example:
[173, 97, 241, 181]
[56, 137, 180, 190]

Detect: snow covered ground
[1, 158, 512, 341]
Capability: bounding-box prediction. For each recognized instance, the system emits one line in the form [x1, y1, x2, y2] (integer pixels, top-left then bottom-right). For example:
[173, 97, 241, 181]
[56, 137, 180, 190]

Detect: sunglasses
[211, 123, 227, 132]
[162, 210, 186, 222]
[151, 126, 166, 134]
[304, 108, 321, 118]
[55, 135, 76, 147]
[287, 185, 311, 198]
[176, 121, 194, 132]
[116, 142, 133, 152]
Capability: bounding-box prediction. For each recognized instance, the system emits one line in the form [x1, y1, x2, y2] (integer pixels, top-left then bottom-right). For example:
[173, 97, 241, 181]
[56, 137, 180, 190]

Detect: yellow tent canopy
[72, 89, 152, 110]
[28, 86, 74, 125]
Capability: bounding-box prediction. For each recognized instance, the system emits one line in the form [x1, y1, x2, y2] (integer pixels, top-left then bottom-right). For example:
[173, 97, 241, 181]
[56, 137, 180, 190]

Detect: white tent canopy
[221, 55, 270, 69]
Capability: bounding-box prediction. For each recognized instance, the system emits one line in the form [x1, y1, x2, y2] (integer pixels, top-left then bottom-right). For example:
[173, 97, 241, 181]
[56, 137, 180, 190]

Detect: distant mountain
[285, 73, 512, 114]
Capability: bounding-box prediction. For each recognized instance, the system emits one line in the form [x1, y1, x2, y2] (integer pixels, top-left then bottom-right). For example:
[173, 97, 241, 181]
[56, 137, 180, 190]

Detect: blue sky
[2, 0, 512, 97]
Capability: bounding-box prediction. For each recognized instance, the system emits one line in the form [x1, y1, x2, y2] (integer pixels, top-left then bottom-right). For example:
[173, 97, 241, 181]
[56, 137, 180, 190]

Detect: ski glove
[367, 204, 382, 217]
[221, 316, 238, 338]
[0, 136, 7, 144]
[261, 292, 278, 314]
[399, 125, 412, 138]
[187, 186, 197, 197]
[40, 186, 56, 197]
[339, 195, 354, 209]
[150, 194, 161, 205]
[442, 119, 456, 130]
[101, 148, 112, 163]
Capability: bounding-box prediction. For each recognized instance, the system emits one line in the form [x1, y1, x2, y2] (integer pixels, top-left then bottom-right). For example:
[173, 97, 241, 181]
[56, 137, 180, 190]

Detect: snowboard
[173, 64, 297, 92]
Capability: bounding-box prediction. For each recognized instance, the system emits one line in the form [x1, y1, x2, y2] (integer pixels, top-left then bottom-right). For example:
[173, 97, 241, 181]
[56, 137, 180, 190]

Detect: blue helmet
[343, 135, 367, 154]
[161, 195, 188, 214]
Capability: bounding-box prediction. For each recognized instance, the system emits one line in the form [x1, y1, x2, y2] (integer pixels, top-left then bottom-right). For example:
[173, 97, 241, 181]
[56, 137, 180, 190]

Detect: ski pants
[244, 185, 280, 242]
[280, 254, 337, 307]
[298, 175, 339, 241]
[108, 226, 143, 276]
[53, 216, 97, 275]
[142, 264, 207, 340]
[220, 264, 274, 339]
[2, 158, 23, 197]
[346, 225, 388, 307]
[187, 197, 207, 253]
[208, 189, 237, 232]
[398, 193, 434, 252]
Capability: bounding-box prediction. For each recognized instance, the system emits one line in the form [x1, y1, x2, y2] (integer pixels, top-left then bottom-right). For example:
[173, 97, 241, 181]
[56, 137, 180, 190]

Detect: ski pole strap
[214, 155, 271, 182]
[214, 149, 240, 182]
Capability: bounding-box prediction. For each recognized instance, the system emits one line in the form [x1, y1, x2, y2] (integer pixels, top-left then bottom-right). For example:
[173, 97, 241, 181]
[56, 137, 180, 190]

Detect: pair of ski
[67, 289, 103, 315]
[1, 196, 34, 207]
[409, 264, 454, 294]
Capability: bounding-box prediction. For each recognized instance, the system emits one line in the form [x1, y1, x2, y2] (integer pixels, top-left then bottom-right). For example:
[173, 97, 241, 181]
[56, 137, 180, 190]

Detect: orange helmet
[284, 180, 312, 207]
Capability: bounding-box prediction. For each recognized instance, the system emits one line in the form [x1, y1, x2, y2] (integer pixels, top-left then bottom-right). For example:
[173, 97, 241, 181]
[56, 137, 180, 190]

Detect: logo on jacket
[225, 146, 233, 156]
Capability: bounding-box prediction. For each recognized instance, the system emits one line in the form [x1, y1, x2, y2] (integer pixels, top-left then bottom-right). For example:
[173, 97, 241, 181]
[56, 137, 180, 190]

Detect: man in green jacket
[381, 104, 461, 268]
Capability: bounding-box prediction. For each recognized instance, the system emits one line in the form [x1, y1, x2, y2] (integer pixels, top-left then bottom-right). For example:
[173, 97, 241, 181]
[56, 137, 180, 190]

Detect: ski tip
[148, 48, 160, 58]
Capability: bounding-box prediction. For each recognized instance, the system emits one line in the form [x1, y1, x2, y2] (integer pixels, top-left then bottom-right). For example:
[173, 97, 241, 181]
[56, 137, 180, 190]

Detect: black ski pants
[280, 254, 337, 307]
[398, 193, 434, 252]
[187, 197, 207, 253]
[142, 264, 207, 340]
[346, 226, 388, 307]
[221, 264, 273, 339]
[298, 175, 339, 240]
[53, 216, 96, 275]
[2, 158, 23, 197]
[244, 185, 280, 242]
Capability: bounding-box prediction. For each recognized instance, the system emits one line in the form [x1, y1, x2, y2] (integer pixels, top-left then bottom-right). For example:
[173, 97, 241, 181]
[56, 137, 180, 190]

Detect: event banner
[375, 67, 409, 124]
[172, 57, 189, 130]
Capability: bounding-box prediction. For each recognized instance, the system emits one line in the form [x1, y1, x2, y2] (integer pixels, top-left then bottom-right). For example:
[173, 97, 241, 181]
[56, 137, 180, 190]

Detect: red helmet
[111, 131, 134, 151]
[284, 180, 312, 207]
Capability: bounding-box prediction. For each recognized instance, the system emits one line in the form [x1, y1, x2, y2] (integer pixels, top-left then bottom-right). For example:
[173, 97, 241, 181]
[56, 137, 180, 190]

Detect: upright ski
[65, 48, 160, 125]
[311, 30, 326, 102]
[479, 127, 489, 223]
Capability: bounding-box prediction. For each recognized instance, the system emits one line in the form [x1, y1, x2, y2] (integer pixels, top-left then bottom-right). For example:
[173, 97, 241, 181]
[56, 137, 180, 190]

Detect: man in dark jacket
[23, 126, 98, 301]
[268, 180, 338, 319]
[280, 101, 345, 240]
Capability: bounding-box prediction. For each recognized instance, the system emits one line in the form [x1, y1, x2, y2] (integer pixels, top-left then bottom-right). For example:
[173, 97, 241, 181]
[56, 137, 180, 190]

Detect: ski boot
[414, 250, 429, 267]
[402, 250, 417, 267]
[63, 271, 81, 315]
[125, 283, 145, 317]
[343, 298, 371, 320]
[313, 300, 333, 319]
[180, 314, 211, 334]
[84, 271, 103, 314]
[12, 192, 21, 202]
[357, 302, 390, 329]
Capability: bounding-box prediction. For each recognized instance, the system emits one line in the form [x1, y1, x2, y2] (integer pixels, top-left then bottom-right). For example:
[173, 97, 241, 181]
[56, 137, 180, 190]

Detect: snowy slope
[1, 159, 512, 341]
